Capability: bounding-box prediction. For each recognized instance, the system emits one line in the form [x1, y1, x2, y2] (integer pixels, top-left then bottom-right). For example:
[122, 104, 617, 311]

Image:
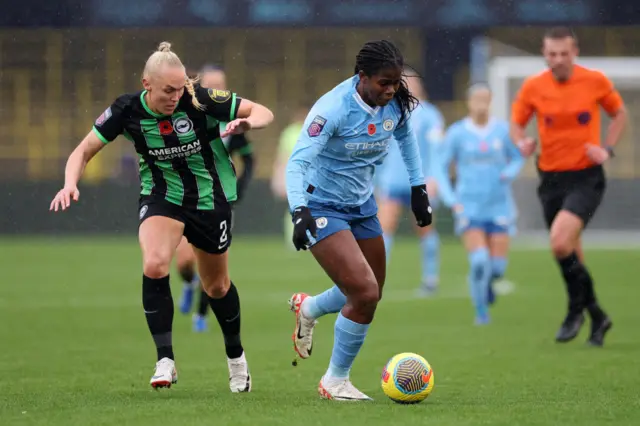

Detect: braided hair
[354, 40, 418, 126]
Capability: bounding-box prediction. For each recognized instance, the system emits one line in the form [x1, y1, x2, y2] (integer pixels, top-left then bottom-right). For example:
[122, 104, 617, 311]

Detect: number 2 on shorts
[219, 220, 228, 247]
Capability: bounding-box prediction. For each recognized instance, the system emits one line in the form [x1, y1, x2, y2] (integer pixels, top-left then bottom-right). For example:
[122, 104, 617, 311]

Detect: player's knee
[143, 253, 172, 279]
[550, 211, 583, 258]
[550, 232, 574, 258]
[202, 274, 230, 299]
[351, 281, 380, 316]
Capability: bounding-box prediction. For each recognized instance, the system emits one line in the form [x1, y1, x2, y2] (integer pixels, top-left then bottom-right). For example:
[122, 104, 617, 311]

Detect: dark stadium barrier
[1, 180, 455, 236]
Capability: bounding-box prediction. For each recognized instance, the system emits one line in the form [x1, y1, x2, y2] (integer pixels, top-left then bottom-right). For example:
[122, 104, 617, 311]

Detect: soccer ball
[381, 352, 434, 404]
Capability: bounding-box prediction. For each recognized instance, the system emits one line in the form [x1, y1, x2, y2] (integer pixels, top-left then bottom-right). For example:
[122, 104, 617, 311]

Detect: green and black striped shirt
[93, 86, 241, 210]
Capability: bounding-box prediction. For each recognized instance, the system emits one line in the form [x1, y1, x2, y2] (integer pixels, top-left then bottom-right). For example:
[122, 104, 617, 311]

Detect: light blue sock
[468, 247, 491, 319]
[488, 257, 507, 305]
[326, 313, 370, 379]
[420, 231, 440, 286]
[383, 232, 394, 262]
[491, 257, 507, 281]
[302, 286, 347, 320]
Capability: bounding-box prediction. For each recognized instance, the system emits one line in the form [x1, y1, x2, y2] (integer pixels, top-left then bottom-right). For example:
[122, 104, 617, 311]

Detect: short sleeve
[511, 78, 536, 127]
[297, 105, 340, 148]
[595, 72, 624, 115]
[194, 85, 241, 122]
[92, 97, 126, 144]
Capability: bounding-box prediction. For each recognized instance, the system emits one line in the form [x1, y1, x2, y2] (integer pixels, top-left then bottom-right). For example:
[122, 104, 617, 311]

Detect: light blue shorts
[454, 215, 517, 237]
[306, 196, 382, 246]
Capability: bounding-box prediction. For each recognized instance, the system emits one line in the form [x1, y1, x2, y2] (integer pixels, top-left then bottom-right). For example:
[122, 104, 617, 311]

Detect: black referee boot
[586, 304, 612, 347]
[555, 310, 585, 343]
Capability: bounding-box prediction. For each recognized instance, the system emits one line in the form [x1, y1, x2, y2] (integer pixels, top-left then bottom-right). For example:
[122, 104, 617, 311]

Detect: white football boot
[150, 357, 178, 389]
[228, 352, 252, 393]
[317, 376, 373, 401]
[288, 293, 317, 360]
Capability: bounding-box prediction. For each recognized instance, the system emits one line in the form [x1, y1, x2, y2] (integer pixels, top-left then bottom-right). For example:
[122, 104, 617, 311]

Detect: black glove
[292, 206, 317, 251]
[411, 184, 433, 227]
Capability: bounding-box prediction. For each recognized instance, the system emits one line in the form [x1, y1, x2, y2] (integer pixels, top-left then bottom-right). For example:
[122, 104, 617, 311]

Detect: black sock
[142, 275, 175, 361]
[557, 252, 595, 315]
[179, 266, 195, 284]
[208, 281, 243, 359]
[576, 261, 605, 321]
[197, 289, 209, 317]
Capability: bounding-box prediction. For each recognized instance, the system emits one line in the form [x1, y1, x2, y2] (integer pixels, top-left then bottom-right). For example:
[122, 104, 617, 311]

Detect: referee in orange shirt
[510, 27, 627, 347]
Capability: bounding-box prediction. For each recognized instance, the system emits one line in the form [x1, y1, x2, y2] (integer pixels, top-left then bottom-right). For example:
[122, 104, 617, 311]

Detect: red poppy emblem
[367, 123, 376, 136]
[158, 120, 173, 135]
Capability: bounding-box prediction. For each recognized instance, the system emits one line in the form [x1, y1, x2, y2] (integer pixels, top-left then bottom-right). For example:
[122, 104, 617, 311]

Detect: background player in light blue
[285, 40, 432, 401]
[376, 67, 445, 296]
[436, 83, 524, 325]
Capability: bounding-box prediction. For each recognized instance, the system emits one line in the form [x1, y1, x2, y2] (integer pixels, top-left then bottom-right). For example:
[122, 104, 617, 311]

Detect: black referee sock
[574, 259, 605, 322]
[197, 289, 210, 317]
[142, 275, 175, 361]
[557, 252, 592, 314]
[208, 282, 244, 359]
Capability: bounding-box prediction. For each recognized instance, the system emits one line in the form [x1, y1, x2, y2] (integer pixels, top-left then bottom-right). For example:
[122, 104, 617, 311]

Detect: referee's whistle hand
[517, 137, 536, 157]
[585, 144, 609, 165]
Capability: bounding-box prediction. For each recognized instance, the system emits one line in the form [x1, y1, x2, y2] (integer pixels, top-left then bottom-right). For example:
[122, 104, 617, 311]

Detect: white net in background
[480, 48, 640, 248]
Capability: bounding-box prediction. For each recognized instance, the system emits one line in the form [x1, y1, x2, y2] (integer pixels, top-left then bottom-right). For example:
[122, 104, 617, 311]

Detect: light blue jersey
[286, 75, 424, 213]
[376, 100, 444, 193]
[436, 117, 524, 228]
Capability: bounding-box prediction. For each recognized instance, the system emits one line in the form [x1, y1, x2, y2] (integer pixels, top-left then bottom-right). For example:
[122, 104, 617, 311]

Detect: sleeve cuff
[92, 126, 110, 144]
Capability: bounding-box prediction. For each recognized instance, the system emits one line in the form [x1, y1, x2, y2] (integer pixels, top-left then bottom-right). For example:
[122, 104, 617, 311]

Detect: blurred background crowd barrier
[1, 0, 638, 240]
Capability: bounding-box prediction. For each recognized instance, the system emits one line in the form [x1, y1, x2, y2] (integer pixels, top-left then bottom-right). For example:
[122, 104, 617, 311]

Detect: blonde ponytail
[185, 76, 204, 111]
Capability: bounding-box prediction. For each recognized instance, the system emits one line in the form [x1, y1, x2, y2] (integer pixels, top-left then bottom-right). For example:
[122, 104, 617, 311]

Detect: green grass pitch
[0, 236, 638, 425]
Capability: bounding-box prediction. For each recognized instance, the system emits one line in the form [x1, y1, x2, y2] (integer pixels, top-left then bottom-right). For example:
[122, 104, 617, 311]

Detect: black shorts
[536, 165, 606, 229]
[138, 195, 232, 254]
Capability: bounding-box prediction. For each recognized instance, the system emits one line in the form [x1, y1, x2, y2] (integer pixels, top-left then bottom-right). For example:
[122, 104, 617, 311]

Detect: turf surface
[1, 236, 638, 425]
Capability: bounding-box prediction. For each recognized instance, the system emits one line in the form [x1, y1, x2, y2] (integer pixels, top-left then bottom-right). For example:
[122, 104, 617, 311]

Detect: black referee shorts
[536, 164, 606, 229]
[138, 195, 232, 254]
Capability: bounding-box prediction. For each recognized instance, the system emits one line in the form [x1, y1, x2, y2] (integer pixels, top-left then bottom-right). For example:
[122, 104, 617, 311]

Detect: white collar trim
[352, 92, 380, 116]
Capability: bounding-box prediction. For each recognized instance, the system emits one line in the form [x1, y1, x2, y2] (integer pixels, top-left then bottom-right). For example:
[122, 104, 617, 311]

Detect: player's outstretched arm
[49, 131, 105, 212]
[192, 86, 274, 136]
[238, 99, 275, 129]
[222, 99, 274, 137]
